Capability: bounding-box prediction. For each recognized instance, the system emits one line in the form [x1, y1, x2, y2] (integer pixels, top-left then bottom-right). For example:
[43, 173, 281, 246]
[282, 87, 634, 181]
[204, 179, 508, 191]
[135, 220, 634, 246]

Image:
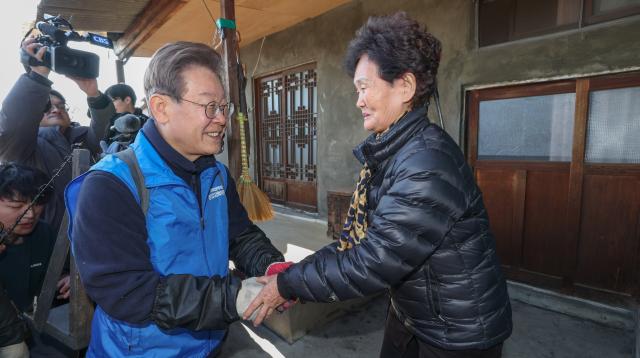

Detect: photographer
[0, 36, 114, 234]
[0, 163, 70, 357]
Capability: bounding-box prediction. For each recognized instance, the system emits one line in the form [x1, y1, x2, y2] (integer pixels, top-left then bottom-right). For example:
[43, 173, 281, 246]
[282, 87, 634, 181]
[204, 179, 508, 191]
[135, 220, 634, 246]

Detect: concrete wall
[238, 0, 640, 218]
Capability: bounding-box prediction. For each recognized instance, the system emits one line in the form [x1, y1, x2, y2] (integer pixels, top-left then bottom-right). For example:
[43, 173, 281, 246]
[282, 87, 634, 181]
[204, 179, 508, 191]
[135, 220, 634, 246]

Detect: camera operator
[104, 83, 148, 144]
[0, 37, 115, 234]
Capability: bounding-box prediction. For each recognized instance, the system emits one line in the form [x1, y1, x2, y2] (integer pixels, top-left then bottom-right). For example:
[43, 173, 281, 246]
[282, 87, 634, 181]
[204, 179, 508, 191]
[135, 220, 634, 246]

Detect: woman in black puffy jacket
[244, 11, 512, 358]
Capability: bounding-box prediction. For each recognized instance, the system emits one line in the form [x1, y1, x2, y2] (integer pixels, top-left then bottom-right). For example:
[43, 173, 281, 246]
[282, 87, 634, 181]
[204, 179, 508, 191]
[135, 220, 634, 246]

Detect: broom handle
[238, 112, 250, 177]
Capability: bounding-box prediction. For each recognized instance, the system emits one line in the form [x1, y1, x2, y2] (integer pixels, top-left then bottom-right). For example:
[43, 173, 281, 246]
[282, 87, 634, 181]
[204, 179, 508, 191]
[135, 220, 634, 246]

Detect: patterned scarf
[338, 164, 372, 251]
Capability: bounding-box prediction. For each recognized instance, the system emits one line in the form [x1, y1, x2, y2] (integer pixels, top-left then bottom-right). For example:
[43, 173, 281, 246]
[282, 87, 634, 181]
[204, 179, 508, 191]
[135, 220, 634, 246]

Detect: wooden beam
[220, 0, 242, 180]
[113, 0, 190, 60]
[115, 59, 125, 83]
[564, 78, 589, 283]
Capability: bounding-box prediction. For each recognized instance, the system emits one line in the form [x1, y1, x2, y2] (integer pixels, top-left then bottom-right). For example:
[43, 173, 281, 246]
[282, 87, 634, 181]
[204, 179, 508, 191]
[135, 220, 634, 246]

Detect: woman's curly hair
[344, 11, 442, 109]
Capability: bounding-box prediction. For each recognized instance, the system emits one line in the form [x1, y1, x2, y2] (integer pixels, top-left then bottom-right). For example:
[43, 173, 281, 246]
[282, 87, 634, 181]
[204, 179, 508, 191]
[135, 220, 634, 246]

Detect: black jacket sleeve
[225, 174, 284, 277]
[72, 171, 241, 330]
[85, 93, 115, 155]
[278, 150, 465, 302]
[229, 224, 285, 277]
[151, 274, 240, 331]
[0, 72, 51, 165]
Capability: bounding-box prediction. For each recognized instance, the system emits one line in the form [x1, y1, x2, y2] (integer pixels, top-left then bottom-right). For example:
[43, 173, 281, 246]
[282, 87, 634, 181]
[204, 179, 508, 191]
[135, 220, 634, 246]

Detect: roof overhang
[36, 0, 351, 60]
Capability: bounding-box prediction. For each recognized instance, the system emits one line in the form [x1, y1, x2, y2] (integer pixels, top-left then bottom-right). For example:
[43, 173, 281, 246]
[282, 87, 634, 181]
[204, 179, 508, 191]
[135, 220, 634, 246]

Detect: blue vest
[66, 133, 230, 357]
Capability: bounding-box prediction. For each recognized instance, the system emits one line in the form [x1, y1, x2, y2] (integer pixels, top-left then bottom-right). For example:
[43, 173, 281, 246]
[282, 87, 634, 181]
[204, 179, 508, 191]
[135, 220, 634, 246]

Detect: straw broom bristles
[237, 173, 274, 221]
[236, 112, 274, 221]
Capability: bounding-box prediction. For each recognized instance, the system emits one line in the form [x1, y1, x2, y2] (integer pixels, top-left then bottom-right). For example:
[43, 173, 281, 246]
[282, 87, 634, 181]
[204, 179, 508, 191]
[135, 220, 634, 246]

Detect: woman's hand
[242, 274, 287, 326]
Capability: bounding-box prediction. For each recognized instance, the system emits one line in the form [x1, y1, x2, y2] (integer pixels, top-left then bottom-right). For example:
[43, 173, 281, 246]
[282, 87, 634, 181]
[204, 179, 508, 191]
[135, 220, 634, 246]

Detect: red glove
[265, 261, 297, 312]
[265, 261, 293, 276]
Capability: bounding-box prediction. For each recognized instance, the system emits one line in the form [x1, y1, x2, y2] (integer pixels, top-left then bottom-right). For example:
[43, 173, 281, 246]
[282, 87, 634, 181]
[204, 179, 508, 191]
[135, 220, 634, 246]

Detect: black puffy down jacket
[278, 107, 512, 350]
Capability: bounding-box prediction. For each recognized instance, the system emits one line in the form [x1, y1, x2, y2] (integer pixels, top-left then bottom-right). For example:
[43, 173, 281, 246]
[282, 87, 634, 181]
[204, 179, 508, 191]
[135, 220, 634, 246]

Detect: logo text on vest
[208, 185, 225, 201]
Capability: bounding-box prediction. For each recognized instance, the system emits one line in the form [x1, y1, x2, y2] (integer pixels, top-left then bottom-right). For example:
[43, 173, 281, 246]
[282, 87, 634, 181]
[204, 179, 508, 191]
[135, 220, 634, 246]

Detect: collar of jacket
[38, 125, 88, 147]
[353, 107, 429, 170]
[64, 125, 88, 144]
[140, 118, 217, 183]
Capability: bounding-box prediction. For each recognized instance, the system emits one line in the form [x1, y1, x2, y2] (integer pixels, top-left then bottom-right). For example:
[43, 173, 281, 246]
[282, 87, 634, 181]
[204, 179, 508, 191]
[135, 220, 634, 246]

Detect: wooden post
[31, 215, 70, 331]
[68, 150, 94, 345]
[115, 59, 126, 83]
[220, 0, 242, 180]
[28, 149, 94, 350]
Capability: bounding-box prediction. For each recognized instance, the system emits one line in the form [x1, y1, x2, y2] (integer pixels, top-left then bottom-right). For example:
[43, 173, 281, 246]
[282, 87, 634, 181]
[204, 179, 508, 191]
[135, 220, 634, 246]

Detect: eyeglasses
[180, 98, 234, 119]
[44, 102, 69, 113]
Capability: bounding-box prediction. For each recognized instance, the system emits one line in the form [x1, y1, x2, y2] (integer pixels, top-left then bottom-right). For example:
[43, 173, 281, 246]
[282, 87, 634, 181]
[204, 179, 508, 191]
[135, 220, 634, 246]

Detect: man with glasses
[65, 41, 285, 357]
[0, 163, 73, 357]
[0, 37, 114, 234]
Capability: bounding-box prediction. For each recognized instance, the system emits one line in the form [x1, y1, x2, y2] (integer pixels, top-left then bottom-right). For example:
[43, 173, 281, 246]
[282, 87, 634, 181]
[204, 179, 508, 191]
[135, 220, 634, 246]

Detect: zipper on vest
[191, 173, 205, 229]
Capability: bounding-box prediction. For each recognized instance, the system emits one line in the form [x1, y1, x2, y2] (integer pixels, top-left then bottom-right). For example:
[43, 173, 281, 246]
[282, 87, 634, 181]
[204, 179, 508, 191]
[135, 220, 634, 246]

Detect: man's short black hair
[105, 83, 137, 104]
[0, 163, 52, 205]
[49, 89, 66, 103]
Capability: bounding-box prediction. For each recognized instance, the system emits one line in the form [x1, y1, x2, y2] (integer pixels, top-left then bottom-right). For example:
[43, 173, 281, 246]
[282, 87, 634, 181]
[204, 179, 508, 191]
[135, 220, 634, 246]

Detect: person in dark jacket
[0, 37, 115, 234]
[103, 83, 149, 146]
[244, 12, 512, 358]
[65, 41, 285, 357]
[0, 276, 28, 358]
[0, 163, 68, 313]
[0, 163, 72, 358]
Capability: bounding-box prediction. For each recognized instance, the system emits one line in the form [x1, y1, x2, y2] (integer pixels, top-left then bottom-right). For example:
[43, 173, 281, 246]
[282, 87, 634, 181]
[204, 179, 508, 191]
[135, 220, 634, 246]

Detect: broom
[235, 58, 274, 221]
[236, 112, 274, 221]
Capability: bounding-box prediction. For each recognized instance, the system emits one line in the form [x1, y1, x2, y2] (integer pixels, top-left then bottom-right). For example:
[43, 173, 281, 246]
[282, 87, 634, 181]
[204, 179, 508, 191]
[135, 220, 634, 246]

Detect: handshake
[235, 261, 296, 326]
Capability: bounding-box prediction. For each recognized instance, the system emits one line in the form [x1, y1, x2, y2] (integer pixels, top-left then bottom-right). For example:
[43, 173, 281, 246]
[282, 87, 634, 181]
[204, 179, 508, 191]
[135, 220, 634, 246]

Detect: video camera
[22, 15, 113, 78]
[99, 113, 144, 156]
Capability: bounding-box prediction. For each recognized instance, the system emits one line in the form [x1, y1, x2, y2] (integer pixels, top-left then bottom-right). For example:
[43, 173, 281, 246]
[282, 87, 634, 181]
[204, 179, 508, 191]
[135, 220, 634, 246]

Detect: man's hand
[68, 76, 99, 97]
[21, 37, 50, 77]
[236, 277, 264, 321]
[0, 244, 6, 255]
[243, 275, 287, 327]
[57, 275, 71, 300]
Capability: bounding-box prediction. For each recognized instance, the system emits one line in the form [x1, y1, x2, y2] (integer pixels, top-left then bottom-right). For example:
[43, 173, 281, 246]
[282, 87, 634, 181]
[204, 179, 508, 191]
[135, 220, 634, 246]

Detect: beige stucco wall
[238, 0, 640, 217]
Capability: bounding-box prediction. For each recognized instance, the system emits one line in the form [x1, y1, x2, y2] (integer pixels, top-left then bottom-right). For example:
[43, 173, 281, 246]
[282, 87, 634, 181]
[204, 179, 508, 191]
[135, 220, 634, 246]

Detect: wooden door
[255, 64, 318, 211]
[467, 72, 640, 300]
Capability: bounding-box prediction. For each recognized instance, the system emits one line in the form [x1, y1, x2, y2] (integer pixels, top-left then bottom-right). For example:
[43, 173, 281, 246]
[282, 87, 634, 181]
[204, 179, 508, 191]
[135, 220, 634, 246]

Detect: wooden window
[284, 70, 318, 182]
[466, 71, 640, 301]
[479, 0, 639, 47]
[479, 0, 580, 46]
[478, 93, 576, 161]
[584, 0, 640, 24]
[585, 86, 640, 163]
[260, 77, 284, 178]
